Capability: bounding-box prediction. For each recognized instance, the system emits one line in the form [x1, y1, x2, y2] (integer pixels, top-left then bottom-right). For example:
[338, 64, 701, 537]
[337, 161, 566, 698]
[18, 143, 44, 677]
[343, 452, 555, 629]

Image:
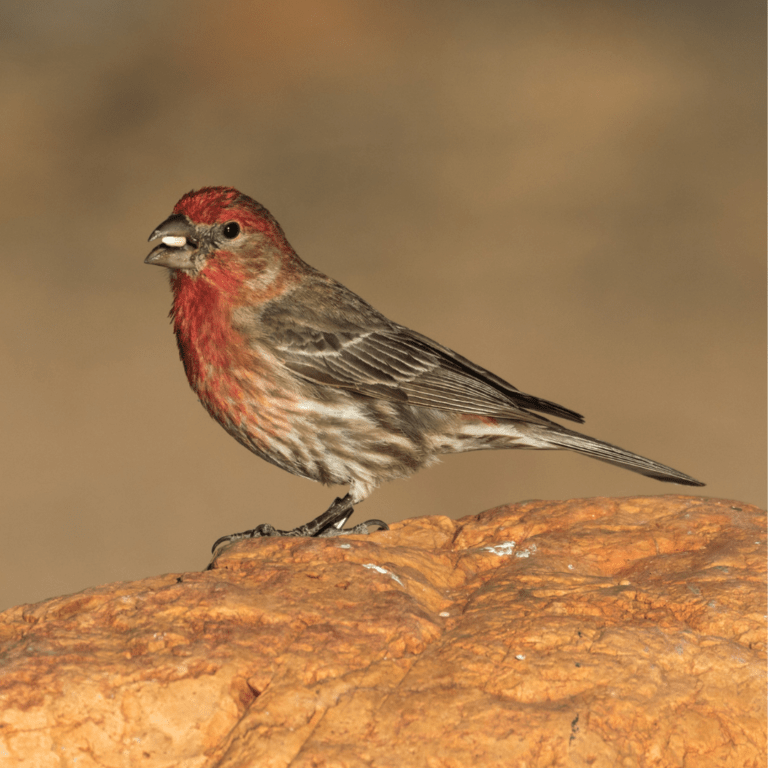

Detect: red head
[171, 186, 290, 247]
[145, 187, 307, 393]
[145, 186, 307, 299]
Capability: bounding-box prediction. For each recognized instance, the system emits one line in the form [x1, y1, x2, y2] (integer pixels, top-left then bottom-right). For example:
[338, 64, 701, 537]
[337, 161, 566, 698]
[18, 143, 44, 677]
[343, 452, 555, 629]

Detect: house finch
[146, 186, 703, 552]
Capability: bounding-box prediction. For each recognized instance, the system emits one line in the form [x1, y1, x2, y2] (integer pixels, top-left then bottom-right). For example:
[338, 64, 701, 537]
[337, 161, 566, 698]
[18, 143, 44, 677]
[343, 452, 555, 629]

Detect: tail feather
[541, 427, 705, 487]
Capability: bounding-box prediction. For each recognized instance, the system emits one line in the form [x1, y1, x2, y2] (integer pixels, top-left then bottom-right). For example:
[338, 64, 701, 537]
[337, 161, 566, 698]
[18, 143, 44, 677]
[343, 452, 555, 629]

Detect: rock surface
[0, 495, 765, 767]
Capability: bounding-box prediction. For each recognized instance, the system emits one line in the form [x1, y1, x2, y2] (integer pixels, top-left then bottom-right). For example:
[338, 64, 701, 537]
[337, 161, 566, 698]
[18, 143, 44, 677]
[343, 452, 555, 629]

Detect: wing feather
[256, 278, 584, 424]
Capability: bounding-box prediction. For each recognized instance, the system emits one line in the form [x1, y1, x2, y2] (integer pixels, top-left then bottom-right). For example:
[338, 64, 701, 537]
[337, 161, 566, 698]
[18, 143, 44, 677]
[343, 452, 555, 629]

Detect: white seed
[162, 236, 187, 248]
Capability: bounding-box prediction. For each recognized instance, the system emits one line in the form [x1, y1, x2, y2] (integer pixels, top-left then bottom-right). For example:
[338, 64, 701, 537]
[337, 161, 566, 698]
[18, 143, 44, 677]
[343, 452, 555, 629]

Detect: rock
[0, 495, 765, 767]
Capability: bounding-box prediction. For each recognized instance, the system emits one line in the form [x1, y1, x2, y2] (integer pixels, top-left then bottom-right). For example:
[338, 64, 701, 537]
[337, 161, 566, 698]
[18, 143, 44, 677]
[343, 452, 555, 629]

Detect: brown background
[1, 1, 764, 611]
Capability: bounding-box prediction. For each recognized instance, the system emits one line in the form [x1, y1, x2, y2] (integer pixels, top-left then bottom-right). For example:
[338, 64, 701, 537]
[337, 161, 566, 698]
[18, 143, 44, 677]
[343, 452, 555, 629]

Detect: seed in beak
[162, 236, 187, 248]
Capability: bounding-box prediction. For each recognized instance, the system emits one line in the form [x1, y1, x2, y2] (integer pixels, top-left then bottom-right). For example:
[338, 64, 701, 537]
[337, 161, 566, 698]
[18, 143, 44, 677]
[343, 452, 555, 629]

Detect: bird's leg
[209, 493, 389, 555]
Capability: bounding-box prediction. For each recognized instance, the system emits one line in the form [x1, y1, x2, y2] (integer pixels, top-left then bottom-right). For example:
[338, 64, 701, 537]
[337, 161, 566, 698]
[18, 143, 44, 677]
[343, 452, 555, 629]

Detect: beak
[145, 214, 198, 270]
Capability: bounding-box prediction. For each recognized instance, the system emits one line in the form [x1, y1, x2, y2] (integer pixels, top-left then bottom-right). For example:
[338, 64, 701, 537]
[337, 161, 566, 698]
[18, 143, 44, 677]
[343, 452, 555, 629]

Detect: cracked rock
[0, 496, 765, 767]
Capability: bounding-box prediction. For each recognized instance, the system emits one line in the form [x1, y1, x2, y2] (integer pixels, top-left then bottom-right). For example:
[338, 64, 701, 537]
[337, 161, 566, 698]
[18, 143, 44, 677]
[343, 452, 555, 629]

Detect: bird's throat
[170, 267, 254, 403]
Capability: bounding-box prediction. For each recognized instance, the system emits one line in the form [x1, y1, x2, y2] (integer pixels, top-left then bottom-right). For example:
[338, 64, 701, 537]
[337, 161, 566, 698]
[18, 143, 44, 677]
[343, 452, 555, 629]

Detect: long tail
[533, 425, 704, 486]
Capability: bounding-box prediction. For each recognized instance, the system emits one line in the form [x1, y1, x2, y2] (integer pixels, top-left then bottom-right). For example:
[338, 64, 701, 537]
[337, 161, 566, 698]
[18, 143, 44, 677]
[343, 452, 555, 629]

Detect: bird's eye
[222, 221, 240, 239]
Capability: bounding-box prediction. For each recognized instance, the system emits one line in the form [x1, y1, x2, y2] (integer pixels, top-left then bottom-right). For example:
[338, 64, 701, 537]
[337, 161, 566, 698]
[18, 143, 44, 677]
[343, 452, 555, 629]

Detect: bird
[145, 186, 704, 552]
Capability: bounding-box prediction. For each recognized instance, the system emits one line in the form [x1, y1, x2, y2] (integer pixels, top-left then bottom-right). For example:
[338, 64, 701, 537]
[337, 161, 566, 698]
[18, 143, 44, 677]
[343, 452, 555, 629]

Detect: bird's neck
[169, 265, 253, 396]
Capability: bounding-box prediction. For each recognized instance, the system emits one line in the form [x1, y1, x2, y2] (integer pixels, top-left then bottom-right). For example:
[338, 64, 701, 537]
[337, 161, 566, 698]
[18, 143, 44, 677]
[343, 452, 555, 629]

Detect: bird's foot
[208, 494, 388, 561]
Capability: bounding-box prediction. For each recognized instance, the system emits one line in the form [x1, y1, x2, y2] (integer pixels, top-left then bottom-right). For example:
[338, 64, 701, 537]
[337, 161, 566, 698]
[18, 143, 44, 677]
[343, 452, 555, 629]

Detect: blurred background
[0, 1, 764, 610]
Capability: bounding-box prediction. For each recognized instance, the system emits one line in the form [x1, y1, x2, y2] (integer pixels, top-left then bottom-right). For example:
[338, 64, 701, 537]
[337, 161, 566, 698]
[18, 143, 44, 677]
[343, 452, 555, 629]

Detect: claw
[207, 494, 389, 566]
[361, 519, 389, 531]
[210, 524, 277, 554]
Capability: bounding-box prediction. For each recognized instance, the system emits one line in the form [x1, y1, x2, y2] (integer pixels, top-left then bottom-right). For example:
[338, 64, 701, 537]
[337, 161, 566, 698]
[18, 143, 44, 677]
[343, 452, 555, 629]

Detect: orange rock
[0, 496, 765, 767]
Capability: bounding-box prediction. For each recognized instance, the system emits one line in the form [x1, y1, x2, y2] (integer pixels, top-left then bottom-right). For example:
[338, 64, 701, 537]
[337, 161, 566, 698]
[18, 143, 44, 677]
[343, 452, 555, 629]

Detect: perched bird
[145, 187, 703, 551]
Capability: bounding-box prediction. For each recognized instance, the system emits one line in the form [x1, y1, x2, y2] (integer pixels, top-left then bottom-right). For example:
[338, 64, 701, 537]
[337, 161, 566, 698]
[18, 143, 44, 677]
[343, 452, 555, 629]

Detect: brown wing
[257, 276, 584, 425]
